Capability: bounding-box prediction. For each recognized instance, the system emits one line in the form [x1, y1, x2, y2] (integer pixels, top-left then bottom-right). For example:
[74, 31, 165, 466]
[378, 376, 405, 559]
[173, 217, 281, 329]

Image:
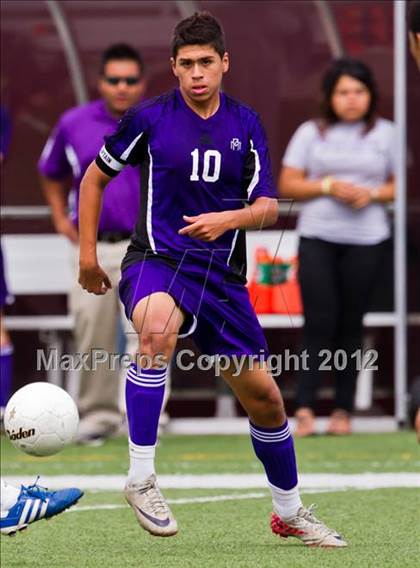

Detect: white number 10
[190, 148, 221, 183]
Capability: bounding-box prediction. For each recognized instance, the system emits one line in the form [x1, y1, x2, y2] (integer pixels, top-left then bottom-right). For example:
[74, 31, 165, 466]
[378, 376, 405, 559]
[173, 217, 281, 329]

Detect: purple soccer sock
[250, 420, 298, 490]
[0, 344, 13, 411]
[125, 363, 167, 446]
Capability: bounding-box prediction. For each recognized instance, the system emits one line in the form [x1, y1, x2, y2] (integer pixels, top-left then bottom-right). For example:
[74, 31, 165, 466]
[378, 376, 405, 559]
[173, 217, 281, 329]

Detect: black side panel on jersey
[226, 230, 247, 284]
[132, 144, 153, 253]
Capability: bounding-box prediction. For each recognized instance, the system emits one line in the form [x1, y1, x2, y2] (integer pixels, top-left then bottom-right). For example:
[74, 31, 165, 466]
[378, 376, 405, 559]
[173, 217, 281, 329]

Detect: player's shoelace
[21, 477, 50, 502]
[289, 506, 340, 541]
[299, 504, 340, 536]
[300, 504, 321, 523]
[144, 487, 168, 516]
[136, 479, 169, 516]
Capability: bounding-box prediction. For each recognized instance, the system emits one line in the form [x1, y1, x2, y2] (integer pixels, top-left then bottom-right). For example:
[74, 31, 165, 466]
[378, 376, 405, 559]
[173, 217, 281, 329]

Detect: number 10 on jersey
[190, 149, 221, 183]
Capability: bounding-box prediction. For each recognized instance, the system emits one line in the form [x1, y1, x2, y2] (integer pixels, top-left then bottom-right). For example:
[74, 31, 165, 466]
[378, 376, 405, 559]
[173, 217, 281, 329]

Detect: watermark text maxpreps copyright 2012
[37, 347, 378, 377]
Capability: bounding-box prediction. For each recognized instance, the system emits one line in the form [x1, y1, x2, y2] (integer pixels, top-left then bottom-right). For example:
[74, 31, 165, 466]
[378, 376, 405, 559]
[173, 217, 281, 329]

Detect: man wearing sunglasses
[38, 44, 145, 444]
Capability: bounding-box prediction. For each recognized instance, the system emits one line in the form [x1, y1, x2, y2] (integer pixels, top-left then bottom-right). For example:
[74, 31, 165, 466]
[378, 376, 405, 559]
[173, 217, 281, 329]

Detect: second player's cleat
[124, 474, 178, 537]
[271, 504, 347, 547]
[0, 478, 83, 536]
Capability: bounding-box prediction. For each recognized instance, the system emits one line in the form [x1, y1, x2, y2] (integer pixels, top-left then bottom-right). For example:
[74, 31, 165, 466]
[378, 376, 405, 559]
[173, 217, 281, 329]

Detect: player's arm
[179, 197, 278, 242]
[79, 108, 147, 294]
[78, 162, 113, 295]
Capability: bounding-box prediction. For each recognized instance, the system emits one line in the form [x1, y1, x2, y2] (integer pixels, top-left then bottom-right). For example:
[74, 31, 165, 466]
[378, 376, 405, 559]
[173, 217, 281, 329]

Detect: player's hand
[178, 212, 233, 242]
[55, 217, 79, 244]
[78, 262, 112, 295]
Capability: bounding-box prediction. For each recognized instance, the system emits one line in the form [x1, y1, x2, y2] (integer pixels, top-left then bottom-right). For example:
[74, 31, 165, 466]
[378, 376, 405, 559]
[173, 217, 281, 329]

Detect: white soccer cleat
[271, 504, 347, 547]
[124, 474, 178, 537]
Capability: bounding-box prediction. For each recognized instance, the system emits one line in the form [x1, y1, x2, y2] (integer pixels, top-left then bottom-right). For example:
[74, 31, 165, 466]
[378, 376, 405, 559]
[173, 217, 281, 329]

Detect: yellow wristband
[321, 176, 333, 195]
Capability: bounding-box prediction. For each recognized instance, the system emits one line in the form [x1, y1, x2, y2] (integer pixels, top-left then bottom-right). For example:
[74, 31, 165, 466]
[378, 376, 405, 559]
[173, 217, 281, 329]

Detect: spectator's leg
[295, 238, 339, 434]
[70, 243, 122, 442]
[333, 241, 387, 417]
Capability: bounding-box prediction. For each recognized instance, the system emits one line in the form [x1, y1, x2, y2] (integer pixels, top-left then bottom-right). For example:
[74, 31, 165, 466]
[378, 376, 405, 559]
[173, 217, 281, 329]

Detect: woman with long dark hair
[279, 58, 395, 436]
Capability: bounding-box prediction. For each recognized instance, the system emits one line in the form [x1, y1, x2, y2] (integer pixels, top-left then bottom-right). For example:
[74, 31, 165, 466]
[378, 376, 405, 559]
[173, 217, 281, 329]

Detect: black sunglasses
[103, 76, 140, 86]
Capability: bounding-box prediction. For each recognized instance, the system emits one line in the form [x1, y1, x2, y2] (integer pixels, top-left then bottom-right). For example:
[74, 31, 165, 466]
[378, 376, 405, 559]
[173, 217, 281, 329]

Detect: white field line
[167, 417, 398, 435]
[68, 489, 345, 514]
[4, 473, 419, 491]
[69, 492, 268, 513]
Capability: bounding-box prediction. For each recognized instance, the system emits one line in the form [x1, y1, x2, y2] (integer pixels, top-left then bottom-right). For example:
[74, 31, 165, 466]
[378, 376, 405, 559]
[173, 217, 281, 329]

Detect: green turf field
[2, 432, 419, 476]
[1, 432, 419, 568]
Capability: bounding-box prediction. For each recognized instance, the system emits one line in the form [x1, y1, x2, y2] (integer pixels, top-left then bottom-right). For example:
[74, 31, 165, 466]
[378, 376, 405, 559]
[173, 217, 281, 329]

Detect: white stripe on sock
[250, 428, 290, 440]
[127, 369, 166, 380]
[126, 375, 166, 388]
[127, 370, 166, 383]
[250, 431, 291, 443]
[250, 423, 290, 437]
[129, 365, 167, 377]
[250, 426, 291, 443]
[249, 427, 290, 439]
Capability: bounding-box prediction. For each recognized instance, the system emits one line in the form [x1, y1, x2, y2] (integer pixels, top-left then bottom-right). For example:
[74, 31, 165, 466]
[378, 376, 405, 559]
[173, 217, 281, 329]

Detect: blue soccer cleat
[0, 478, 83, 536]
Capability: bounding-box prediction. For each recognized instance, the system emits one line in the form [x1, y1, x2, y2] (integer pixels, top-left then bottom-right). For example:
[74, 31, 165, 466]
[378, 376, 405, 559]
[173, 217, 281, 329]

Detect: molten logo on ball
[6, 426, 36, 440]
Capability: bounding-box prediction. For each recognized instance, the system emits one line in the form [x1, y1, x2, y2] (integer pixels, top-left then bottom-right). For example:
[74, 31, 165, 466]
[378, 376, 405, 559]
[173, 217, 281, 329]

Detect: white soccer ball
[4, 382, 79, 457]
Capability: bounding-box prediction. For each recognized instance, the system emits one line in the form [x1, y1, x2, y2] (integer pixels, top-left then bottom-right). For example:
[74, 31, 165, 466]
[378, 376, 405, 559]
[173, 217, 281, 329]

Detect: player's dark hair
[171, 12, 225, 59]
[408, 1, 420, 33]
[100, 43, 144, 76]
[318, 57, 377, 133]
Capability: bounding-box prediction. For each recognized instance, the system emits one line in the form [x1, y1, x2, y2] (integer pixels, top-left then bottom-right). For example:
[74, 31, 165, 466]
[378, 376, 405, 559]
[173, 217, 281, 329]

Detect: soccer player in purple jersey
[78, 13, 346, 546]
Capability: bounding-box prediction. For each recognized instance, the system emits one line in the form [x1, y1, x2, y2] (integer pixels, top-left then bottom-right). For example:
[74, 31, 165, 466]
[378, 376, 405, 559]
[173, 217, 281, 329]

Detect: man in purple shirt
[39, 44, 145, 443]
[78, 13, 346, 546]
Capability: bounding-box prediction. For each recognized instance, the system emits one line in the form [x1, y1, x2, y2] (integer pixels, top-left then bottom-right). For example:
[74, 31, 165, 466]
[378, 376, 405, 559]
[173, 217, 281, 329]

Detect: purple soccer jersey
[38, 99, 139, 233]
[96, 89, 276, 281]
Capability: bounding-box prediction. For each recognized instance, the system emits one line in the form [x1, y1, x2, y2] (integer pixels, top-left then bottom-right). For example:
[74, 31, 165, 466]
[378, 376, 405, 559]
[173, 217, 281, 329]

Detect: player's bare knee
[138, 330, 175, 362]
[252, 384, 285, 424]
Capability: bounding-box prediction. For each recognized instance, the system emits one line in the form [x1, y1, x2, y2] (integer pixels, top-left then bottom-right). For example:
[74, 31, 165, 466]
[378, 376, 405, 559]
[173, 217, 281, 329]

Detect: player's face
[98, 60, 145, 117]
[171, 45, 229, 107]
[409, 31, 420, 70]
[331, 75, 371, 122]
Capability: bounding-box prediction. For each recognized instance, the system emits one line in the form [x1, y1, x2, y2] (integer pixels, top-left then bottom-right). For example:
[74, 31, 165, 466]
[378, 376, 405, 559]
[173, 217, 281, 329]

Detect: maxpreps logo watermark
[36, 348, 378, 376]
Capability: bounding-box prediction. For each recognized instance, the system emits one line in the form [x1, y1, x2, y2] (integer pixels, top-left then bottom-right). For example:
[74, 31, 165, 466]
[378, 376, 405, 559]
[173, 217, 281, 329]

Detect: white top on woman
[282, 118, 395, 245]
